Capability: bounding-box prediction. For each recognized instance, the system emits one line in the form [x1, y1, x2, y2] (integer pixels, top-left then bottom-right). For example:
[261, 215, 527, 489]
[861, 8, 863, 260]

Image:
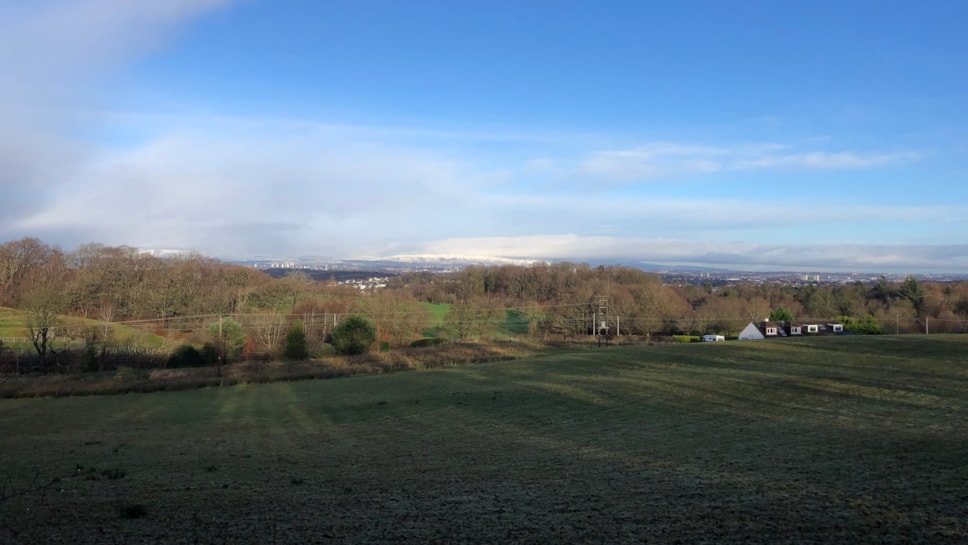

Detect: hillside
[0, 307, 167, 350]
[1, 335, 965, 543]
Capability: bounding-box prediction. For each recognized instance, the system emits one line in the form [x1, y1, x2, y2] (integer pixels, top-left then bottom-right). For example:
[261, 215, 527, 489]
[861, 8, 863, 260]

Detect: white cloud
[8, 108, 960, 265]
[408, 235, 968, 273]
[577, 143, 728, 181]
[12, 118, 494, 256]
[730, 151, 922, 170]
[0, 0, 235, 227]
[1, 0, 232, 78]
[571, 143, 920, 183]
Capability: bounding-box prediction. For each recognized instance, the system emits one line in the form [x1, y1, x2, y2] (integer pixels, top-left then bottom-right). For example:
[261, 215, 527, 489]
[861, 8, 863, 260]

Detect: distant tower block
[598, 298, 607, 333]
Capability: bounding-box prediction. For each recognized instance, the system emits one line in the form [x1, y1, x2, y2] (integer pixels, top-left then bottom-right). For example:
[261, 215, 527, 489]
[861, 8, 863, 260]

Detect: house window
[791, 327, 801, 335]
[806, 325, 819, 333]
[765, 327, 777, 336]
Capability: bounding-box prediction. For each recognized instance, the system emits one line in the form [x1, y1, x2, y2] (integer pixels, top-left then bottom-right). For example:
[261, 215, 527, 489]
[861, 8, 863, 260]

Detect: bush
[839, 313, 884, 335]
[315, 343, 337, 358]
[284, 320, 309, 360]
[200, 342, 221, 365]
[167, 345, 203, 368]
[769, 307, 794, 322]
[672, 335, 700, 343]
[331, 315, 377, 355]
[81, 344, 100, 372]
[208, 317, 246, 358]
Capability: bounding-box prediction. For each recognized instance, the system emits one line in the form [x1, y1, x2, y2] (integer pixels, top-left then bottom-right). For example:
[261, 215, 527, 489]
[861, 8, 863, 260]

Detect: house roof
[756, 321, 788, 336]
[752, 320, 843, 336]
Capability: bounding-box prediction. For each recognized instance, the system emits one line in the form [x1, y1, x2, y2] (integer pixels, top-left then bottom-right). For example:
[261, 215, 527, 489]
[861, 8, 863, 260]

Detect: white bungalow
[740, 320, 844, 340]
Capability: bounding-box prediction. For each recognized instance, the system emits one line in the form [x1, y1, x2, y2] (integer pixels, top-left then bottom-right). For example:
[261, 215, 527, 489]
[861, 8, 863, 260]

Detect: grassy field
[0, 308, 31, 341]
[498, 309, 531, 337]
[420, 302, 451, 338]
[0, 307, 167, 351]
[1, 336, 966, 544]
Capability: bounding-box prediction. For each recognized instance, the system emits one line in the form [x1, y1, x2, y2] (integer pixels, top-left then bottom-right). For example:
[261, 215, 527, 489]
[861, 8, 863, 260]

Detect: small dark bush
[167, 345, 203, 368]
[81, 345, 100, 372]
[315, 343, 337, 358]
[331, 315, 377, 355]
[284, 320, 309, 360]
[200, 342, 221, 365]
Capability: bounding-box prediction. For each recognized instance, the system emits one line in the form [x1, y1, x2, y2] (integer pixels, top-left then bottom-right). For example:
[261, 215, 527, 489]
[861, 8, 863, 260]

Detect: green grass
[420, 302, 451, 338]
[497, 308, 531, 336]
[0, 308, 25, 339]
[417, 304, 532, 339]
[0, 307, 167, 351]
[1, 335, 966, 543]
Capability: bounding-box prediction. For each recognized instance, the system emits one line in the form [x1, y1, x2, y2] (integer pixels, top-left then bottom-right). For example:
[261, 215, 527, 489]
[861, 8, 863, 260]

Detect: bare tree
[246, 311, 289, 358]
[474, 299, 502, 340]
[365, 292, 431, 347]
[0, 238, 64, 305]
[444, 300, 475, 340]
[22, 287, 63, 372]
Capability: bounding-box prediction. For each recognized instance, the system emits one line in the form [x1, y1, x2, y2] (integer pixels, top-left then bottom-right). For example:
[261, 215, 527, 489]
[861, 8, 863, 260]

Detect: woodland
[1, 237, 966, 375]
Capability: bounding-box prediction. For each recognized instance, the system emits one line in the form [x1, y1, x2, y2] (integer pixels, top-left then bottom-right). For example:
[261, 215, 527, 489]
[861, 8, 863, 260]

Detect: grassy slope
[498, 309, 531, 336]
[420, 302, 451, 338]
[0, 307, 167, 350]
[1, 336, 966, 544]
[419, 303, 531, 339]
[0, 307, 26, 339]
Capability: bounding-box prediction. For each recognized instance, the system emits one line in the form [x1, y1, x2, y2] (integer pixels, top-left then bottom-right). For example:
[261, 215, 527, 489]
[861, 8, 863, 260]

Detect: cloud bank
[409, 235, 968, 273]
[0, 0, 234, 229]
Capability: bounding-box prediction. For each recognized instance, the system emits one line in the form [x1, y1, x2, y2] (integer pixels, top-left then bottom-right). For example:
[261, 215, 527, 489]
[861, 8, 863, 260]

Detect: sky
[2, 0, 967, 273]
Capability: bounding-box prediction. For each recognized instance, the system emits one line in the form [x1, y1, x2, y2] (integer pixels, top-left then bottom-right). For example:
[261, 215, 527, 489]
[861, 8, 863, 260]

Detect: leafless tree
[22, 287, 63, 372]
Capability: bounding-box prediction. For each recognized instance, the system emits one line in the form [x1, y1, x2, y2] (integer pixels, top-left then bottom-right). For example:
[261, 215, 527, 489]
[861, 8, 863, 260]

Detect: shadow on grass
[0, 340, 558, 399]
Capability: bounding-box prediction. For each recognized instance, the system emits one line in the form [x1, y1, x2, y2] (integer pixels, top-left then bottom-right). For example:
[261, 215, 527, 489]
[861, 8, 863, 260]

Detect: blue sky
[2, 0, 967, 272]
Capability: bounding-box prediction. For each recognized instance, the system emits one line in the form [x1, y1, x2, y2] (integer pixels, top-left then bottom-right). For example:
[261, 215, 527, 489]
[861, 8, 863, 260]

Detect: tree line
[2, 237, 968, 373]
[395, 262, 968, 338]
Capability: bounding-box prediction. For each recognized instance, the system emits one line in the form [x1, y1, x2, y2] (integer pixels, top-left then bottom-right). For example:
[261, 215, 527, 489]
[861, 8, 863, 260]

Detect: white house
[738, 322, 766, 340]
[739, 320, 844, 340]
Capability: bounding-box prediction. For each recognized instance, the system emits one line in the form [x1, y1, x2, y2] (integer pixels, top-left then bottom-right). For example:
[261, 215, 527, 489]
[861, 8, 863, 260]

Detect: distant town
[230, 255, 968, 289]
